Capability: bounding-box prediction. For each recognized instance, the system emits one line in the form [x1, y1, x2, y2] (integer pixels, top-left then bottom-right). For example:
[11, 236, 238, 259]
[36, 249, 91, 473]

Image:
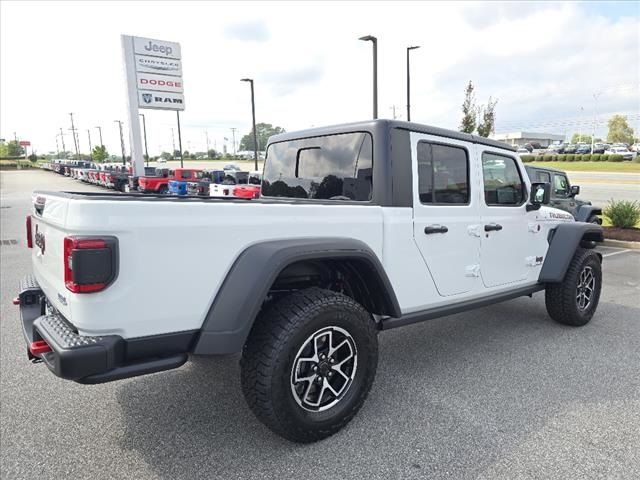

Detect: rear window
[262, 132, 373, 201]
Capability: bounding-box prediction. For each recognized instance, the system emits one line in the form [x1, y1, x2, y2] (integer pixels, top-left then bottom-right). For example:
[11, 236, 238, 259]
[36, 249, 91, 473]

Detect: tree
[459, 81, 477, 134]
[28, 153, 38, 163]
[607, 115, 635, 144]
[570, 133, 593, 144]
[91, 145, 109, 162]
[160, 151, 173, 161]
[173, 150, 182, 159]
[239, 123, 286, 151]
[476, 97, 498, 138]
[1, 140, 25, 157]
[207, 148, 218, 159]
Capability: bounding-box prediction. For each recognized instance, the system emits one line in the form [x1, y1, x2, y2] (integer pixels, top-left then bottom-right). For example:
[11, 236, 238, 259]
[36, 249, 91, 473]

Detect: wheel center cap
[317, 361, 331, 376]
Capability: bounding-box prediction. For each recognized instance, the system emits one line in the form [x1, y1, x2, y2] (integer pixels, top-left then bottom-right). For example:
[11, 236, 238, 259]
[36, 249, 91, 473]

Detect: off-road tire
[240, 287, 378, 443]
[545, 248, 602, 326]
[158, 185, 168, 194]
[587, 215, 602, 225]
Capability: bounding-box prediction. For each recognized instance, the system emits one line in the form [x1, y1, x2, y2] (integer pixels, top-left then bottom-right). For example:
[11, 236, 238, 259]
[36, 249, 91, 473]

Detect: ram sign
[138, 90, 185, 110]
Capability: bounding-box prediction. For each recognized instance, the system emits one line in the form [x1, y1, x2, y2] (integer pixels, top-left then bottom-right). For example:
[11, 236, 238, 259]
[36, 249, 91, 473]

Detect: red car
[138, 168, 201, 194]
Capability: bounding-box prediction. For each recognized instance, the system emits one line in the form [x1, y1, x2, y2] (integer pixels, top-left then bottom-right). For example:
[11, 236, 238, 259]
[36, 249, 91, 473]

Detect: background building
[492, 132, 565, 147]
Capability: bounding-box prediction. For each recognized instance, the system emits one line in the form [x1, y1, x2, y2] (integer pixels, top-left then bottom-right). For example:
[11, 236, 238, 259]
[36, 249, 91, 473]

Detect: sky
[1, 0, 639, 157]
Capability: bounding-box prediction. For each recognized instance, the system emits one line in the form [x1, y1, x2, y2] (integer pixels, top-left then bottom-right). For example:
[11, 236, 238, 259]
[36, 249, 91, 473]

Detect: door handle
[424, 225, 449, 234]
[484, 223, 503, 232]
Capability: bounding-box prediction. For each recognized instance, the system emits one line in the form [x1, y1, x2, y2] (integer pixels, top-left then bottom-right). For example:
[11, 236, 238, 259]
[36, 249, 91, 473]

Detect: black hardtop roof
[524, 164, 566, 174]
[268, 119, 516, 152]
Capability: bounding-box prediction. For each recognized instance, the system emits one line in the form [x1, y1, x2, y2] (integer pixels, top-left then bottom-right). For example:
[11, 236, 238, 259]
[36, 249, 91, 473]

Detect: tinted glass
[417, 142, 469, 204]
[531, 169, 550, 183]
[553, 174, 569, 196]
[482, 152, 525, 205]
[262, 132, 373, 201]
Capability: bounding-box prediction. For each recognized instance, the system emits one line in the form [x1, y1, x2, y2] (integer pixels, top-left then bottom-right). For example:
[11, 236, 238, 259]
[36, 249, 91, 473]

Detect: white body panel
[30, 134, 572, 341]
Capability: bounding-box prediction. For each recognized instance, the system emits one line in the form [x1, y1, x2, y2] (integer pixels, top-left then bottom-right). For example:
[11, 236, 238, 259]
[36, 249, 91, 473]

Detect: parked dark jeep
[525, 165, 602, 224]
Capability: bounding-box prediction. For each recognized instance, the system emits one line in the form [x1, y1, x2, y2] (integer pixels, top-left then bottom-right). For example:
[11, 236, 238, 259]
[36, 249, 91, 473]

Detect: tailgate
[29, 193, 72, 318]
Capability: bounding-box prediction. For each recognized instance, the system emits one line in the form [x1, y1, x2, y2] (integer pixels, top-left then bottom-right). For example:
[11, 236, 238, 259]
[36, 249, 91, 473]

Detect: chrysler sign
[135, 55, 182, 76]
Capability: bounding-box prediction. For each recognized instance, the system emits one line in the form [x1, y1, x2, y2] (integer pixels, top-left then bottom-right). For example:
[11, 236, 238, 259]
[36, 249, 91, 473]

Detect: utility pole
[205, 131, 210, 157]
[359, 35, 378, 119]
[139, 113, 149, 166]
[69, 113, 80, 160]
[230, 127, 237, 155]
[171, 128, 176, 156]
[87, 129, 93, 161]
[59, 128, 66, 155]
[176, 111, 183, 168]
[55, 135, 60, 157]
[114, 120, 126, 165]
[592, 92, 602, 153]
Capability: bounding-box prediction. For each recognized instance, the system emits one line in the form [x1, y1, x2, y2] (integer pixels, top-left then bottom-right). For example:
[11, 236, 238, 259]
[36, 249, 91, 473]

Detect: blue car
[168, 179, 189, 196]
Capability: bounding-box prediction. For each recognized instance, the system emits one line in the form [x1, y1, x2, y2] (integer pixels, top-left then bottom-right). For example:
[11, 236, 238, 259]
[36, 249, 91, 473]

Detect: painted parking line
[602, 249, 631, 258]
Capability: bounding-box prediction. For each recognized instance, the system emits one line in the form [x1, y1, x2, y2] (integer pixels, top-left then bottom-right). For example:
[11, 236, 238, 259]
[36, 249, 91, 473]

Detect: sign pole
[176, 111, 183, 168]
[121, 35, 146, 176]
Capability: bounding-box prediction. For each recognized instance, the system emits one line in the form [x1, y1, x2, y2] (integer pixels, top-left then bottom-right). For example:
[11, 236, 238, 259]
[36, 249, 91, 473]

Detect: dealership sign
[121, 34, 185, 176]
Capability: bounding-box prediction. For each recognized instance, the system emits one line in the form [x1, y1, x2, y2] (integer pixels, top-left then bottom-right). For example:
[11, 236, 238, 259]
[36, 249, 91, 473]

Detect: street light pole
[406, 45, 420, 122]
[176, 111, 184, 168]
[139, 113, 149, 166]
[241, 78, 259, 170]
[94, 126, 103, 148]
[359, 35, 378, 119]
[114, 120, 126, 165]
[592, 92, 602, 153]
[230, 127, 237, 156]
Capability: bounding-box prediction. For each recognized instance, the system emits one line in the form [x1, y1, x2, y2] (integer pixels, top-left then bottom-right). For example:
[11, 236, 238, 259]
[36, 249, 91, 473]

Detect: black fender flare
[539, 222, 603, 283]
[193, 238, 401, 355]
[575, 205, 602, 223]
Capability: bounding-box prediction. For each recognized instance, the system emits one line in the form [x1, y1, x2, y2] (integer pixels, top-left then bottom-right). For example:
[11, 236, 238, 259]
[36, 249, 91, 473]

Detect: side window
[553, 174, 569, 197]
[417, 142, 469, 204]
[181, 171, 191, 180]
[535, 171, 551, 183]
[482, 152, 526, 206]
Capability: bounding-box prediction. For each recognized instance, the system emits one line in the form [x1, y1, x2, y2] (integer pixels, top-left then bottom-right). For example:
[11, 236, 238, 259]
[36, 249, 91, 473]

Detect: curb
[602, 239, 640, 250]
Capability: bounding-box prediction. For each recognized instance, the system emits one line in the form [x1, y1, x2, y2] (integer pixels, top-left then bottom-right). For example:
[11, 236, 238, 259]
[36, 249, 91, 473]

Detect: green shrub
[601, 154, 610, 161]
[520, 155, 535, 163]
[566, 154, 575, 161]
[633, 155, 640, 163]
[556, 154, 566, 161]
[591, 154, 602, 162]
[604, 199, 640, 228]
[609, 154, 624, 162]
[543, 155, 554, 162]
[581, 154, 591, 161]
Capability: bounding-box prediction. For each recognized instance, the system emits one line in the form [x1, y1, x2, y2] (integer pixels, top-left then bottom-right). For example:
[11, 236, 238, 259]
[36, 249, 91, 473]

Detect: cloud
[223, 20, 270, 42]
[261, 63, 325, 96]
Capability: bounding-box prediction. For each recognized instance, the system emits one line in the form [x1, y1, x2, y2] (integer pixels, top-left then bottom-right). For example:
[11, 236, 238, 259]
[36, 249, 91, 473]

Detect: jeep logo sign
[132, 36, 181, 60]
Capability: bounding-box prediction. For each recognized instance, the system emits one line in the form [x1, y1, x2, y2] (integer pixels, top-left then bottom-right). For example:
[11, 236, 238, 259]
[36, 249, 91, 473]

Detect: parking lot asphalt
[1, 170, 639, 480]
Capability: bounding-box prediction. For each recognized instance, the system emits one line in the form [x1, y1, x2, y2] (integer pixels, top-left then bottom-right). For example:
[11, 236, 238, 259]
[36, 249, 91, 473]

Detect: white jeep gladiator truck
[18, 120, 603, 443]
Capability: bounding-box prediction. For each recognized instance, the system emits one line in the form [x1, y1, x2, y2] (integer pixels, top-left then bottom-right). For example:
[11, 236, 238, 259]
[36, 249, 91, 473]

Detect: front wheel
[587, 215, 602, 225]
[545, 248, 602, 326]
[241, 287, 378, 443]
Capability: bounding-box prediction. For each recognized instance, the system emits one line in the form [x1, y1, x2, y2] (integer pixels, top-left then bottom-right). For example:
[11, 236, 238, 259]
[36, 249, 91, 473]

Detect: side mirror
[527, 182, 550, 211]
[570, 185, 580, 196]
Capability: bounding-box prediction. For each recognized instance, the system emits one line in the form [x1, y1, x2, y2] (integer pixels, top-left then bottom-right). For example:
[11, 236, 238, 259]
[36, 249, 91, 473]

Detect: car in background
[575, 144, 591, 155]
[592, 143, 607, 154]
[605, 146, 636, 160]
[525, 164, 601, 224]
[630, 143, 640, 152]
[516, 147, 530, 155]
[186, 170, 226, 196]
[546, 142, 566, 154]
[127, 167, 163, 192]
[563, 144, 577, 154]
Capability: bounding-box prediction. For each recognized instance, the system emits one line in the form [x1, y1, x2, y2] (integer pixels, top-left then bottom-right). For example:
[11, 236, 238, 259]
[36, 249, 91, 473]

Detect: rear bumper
[18, 275, 193, 384]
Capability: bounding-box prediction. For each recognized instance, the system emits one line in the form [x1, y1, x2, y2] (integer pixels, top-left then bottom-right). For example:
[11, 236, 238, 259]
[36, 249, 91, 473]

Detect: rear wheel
[545, 248, 602, 326]
[241, 287, 378, 443]
[158, 185, 168, 194]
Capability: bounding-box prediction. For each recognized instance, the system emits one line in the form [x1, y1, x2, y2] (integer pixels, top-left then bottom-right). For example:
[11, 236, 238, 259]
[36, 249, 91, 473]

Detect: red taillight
[26, 215, 33, 248]
[29, 340, 52, 355]
[64, 237, 113, 293]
